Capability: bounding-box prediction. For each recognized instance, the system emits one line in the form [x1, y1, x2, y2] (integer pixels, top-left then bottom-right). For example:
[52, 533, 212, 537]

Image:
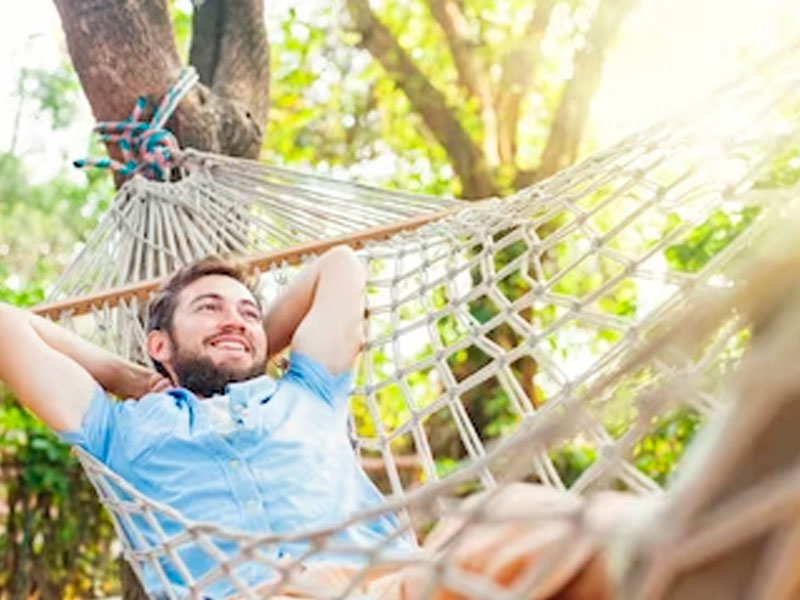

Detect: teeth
[212, 341, 246, 351]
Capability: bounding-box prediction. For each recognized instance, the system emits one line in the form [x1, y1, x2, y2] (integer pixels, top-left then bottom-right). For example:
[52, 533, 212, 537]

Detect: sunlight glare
[593, 0, 800, 147]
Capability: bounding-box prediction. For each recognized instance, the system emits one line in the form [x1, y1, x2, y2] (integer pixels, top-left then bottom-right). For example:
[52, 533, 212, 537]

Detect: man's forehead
[178, 275, 259, 306]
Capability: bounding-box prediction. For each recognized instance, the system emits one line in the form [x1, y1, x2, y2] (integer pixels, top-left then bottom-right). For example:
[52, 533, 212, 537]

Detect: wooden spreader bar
[33, 207, 461, 320]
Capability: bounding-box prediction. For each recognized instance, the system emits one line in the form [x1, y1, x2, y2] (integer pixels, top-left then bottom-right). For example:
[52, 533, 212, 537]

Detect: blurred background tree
[0, 0, 798, 597]
[272, 0, 638, 197]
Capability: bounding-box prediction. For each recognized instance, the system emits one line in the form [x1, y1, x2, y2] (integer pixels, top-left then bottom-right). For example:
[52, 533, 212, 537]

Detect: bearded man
[0, 247, 632, 599]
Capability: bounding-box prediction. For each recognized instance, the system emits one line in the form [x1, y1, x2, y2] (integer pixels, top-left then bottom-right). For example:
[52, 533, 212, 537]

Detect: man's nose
[219, 305, 247, 329]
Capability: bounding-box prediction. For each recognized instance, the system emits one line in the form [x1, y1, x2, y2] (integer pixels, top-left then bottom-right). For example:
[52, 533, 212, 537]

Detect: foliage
[0, 154, 117, 597]
[1, 61, 116, 598]
[264, 3, 458, 194]
[665, 206, 760, 274]
[0, 394, 119, 599]
[633, 408, 703, 486]
[15, 65, 82, 132]
[0, 168, 117, 598]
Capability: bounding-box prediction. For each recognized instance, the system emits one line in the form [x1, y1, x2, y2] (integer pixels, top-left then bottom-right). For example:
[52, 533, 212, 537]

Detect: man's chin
[218, 364, 264, 383]
[172, 354, 267, 397]
[210, 355, 253, 370]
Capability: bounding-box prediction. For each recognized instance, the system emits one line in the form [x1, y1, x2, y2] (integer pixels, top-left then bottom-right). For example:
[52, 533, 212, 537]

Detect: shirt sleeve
[56, 386, 179, 462]
[284, 351, 353, 407]
[56, 384, 119, 462]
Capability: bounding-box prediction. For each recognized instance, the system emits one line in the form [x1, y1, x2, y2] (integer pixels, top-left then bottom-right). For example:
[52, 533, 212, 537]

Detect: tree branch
[346, 0, 496, 199]
[53, 0, 270, 169]
[537, 0, 638, 180]
[189, 0, 271, 157]
[188, 0, 224, 86]
[496, 0, 556, 165]
[427, 0, 483, 99]
[427, 0, 499, 167]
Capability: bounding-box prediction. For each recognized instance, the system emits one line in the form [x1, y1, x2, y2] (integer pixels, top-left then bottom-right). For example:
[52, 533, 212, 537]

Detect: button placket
[227, 457, 270, 527]
[229, 388, 249, 427]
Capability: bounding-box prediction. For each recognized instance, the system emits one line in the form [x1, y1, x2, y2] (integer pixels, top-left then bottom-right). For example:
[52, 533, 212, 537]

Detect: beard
[171, 345, 267, 398]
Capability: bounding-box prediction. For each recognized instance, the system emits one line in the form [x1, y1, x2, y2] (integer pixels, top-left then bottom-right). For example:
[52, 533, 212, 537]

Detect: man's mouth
[208, 337, 250, 354]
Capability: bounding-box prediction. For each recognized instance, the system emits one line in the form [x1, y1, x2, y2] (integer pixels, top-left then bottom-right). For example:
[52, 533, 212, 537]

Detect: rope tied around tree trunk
[74, 67, 199, 181]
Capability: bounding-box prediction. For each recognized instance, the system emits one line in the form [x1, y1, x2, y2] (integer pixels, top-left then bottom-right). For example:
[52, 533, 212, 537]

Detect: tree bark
[537, 0, 638, 180]
[189, 0, 271, 157]
[53, 0, 270, 165]
[347, 0, 497, 199]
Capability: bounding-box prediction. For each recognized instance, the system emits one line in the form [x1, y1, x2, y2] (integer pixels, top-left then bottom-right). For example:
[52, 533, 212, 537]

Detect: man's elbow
[320, 245, 366, 287]
[0, 302, 23, 327]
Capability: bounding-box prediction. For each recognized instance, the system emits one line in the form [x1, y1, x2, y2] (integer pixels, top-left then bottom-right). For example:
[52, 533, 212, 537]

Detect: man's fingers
[149, 375, 172, 393]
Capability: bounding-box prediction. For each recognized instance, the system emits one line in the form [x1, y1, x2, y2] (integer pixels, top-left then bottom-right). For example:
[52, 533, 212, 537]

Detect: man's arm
[264, 245, 366, 374]
[0, 303, 166, 431]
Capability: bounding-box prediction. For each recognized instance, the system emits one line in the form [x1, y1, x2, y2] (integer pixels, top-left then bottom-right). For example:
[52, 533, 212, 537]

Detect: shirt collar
[167, 374, 278, 405]
[225, 374, 278, 404]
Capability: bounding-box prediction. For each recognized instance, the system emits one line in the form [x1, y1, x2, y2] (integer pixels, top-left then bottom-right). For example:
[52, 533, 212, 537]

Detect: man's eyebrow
[189, 293, 223, 306]
[239, 298, 260, 310]
[189, 294, 259, 309]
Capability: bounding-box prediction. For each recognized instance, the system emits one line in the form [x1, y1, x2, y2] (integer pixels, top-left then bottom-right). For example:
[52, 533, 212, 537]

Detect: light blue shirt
[60, 352, 417, 598]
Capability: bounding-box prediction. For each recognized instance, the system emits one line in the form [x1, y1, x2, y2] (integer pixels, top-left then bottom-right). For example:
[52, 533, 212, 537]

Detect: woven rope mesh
[45, 42, 800, 597]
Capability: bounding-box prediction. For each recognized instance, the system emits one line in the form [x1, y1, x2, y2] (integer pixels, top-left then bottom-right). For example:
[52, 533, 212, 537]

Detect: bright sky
[1, 0, 799, 178]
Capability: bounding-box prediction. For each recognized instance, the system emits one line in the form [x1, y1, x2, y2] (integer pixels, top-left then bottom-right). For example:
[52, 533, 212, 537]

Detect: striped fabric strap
[74, 67, 199, 181]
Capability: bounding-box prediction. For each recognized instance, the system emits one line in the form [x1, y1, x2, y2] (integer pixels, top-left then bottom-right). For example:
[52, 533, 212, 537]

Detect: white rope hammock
[35, 40, 800, 598]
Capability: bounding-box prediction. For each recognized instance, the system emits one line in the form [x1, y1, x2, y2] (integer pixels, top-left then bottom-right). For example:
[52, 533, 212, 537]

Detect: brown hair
[148, 257, 261, 334]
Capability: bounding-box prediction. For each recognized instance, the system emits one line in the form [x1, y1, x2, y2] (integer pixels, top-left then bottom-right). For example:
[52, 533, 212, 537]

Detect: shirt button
[246, 500, 258, 509]
[229, 460, 240, 469]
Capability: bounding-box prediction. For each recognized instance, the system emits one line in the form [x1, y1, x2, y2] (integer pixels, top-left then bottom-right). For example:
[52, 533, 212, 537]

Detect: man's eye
[198, 304, 217, 312]
[243, 311, 261, 321]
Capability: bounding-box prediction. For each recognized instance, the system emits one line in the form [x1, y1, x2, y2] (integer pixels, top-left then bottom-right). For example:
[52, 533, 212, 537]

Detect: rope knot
[75, 68, 199, 181]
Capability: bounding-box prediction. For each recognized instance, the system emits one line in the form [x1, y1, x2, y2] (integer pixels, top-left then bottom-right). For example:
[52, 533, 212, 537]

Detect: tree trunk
[53, 0, 270, 163]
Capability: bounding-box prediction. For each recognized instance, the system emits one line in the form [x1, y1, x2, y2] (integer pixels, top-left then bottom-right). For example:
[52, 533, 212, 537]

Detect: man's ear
[147, 330, 172, 366]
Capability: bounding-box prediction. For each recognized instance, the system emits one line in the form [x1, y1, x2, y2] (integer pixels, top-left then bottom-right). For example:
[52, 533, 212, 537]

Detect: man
[0, 247, 623, 598]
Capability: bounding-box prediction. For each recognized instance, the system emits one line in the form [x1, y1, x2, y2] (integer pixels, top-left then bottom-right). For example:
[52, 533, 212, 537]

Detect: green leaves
[0, 390, 118, 597]
[265, 0, 605, 197]
[0, 150, 111, 304]
[16, 64, 81, 130]
[0, 64, 116, 597]
[665, 206, 759, 273]
[633, 408, 702, 486]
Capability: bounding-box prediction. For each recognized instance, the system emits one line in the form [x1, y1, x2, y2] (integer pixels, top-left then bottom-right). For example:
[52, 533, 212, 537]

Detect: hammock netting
[34, 41, 800, 598]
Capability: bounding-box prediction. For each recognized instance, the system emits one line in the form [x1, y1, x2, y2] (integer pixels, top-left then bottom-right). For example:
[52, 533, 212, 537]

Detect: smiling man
[0, 246, 424, 596]
[0, 247, 630, 599]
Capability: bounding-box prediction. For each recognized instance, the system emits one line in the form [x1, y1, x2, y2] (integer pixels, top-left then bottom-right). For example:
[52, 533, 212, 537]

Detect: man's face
[154, 275, 268, 396]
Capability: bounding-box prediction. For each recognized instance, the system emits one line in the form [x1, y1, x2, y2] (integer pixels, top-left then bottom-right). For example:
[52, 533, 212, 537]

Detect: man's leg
[362, 484, 651, 599]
